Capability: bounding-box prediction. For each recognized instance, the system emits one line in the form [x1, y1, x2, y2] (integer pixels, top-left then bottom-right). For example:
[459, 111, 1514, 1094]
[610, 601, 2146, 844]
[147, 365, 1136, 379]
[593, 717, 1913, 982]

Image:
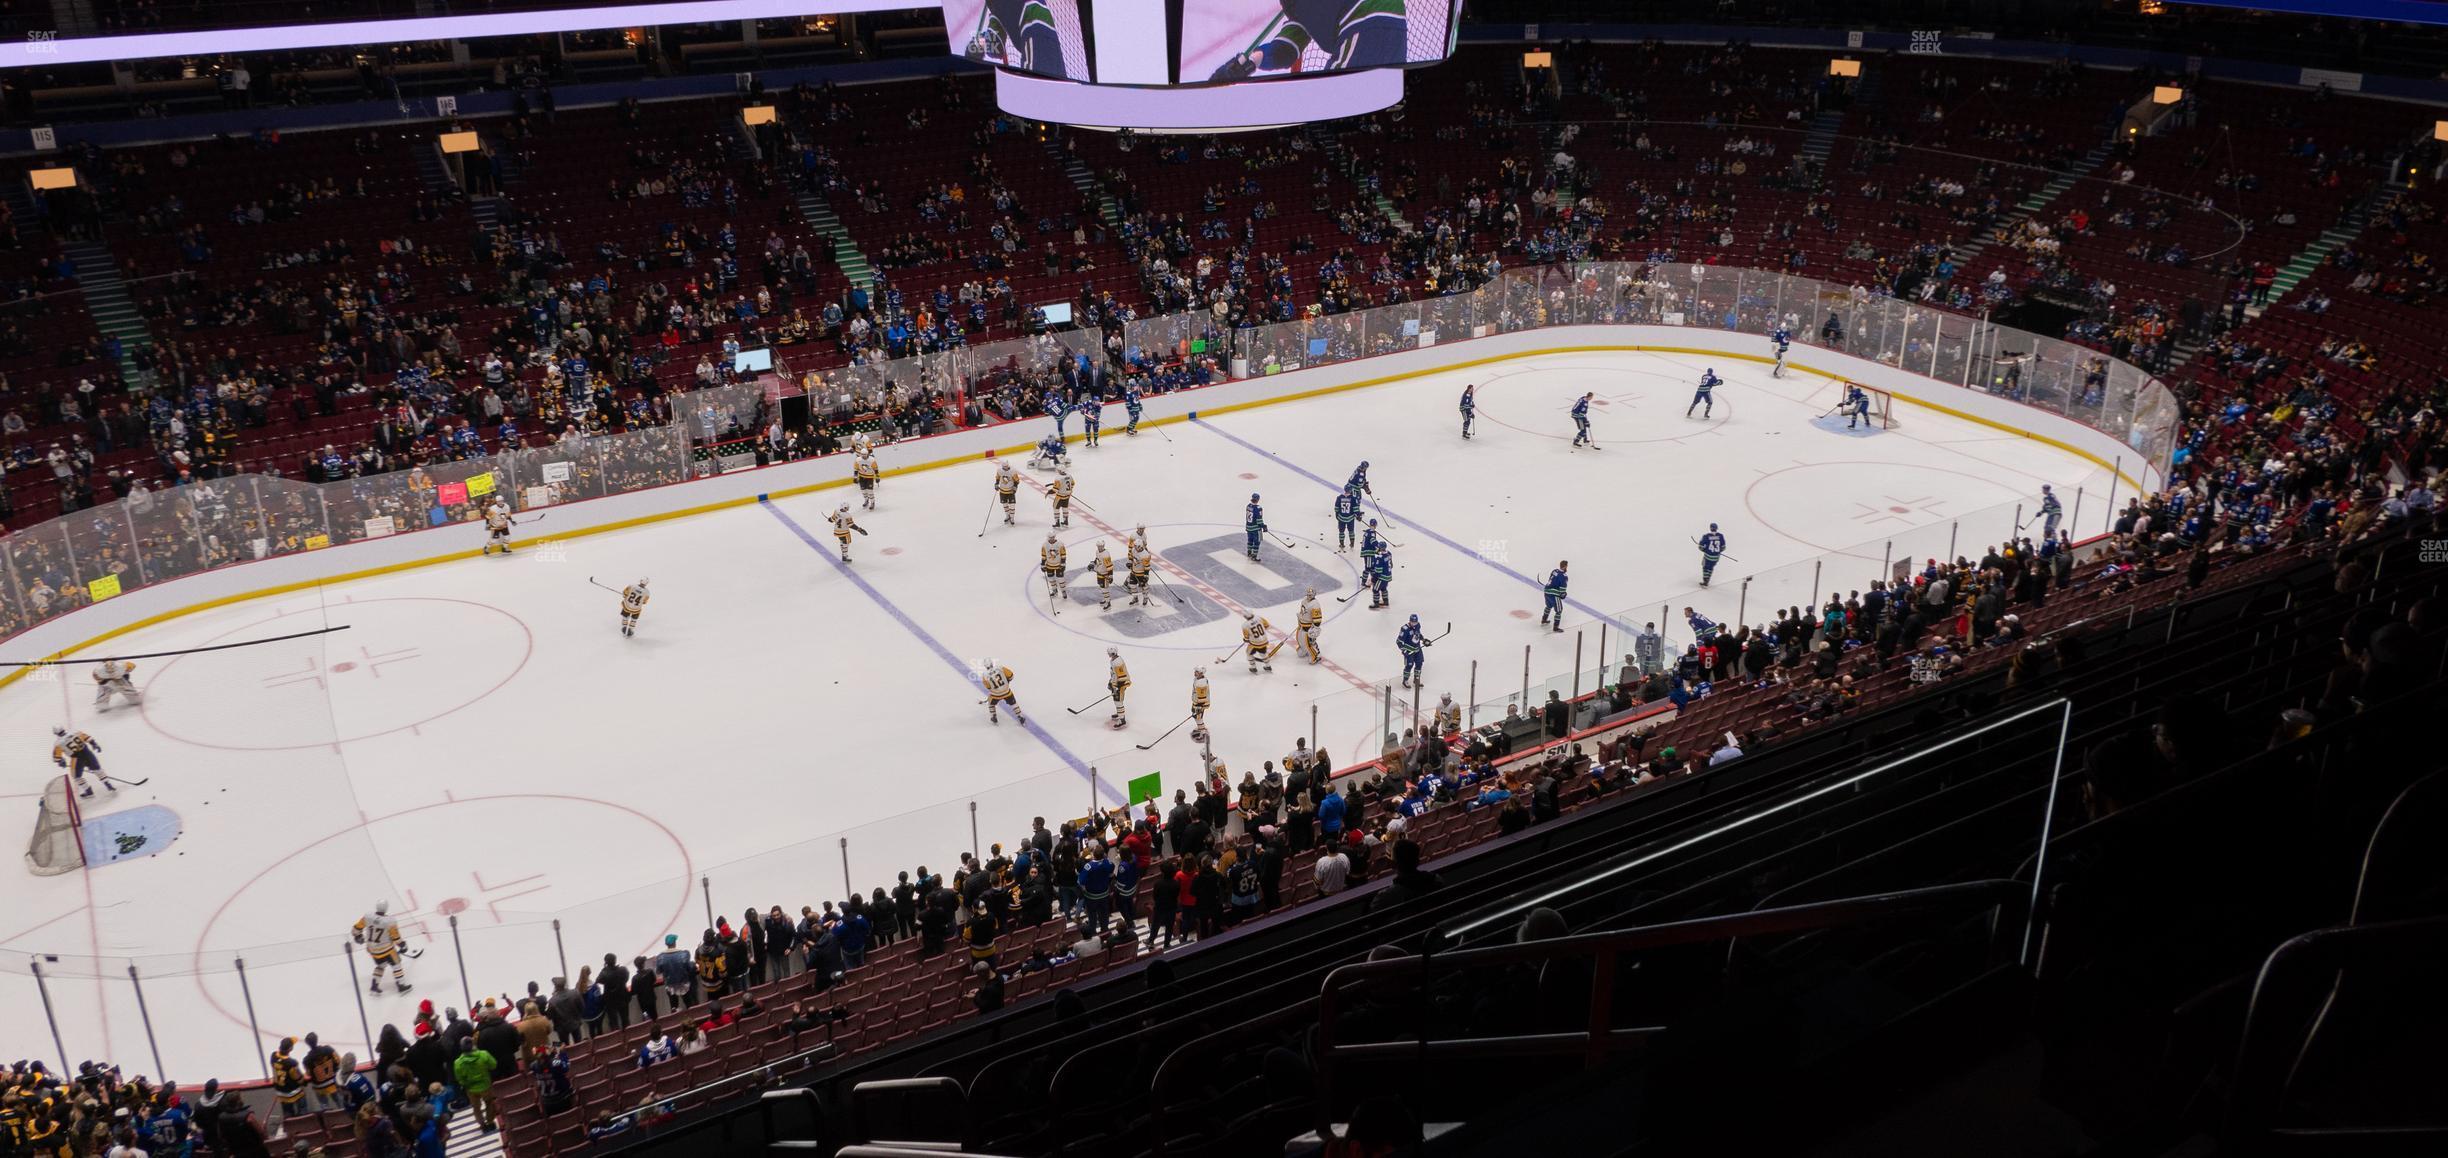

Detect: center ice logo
[1065, 531, 1344, 638]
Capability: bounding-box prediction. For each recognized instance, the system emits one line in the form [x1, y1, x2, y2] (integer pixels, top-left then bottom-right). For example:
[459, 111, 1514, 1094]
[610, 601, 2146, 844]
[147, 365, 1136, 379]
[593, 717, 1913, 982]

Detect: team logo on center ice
[1065, 531, 1344, 639]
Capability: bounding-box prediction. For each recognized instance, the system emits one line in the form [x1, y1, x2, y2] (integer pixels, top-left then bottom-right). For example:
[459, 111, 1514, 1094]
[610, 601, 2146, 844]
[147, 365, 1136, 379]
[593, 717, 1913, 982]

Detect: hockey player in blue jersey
[1459, 383, 1476, 439]
[1696, 523, 1727, 587]
[1540, 560, 1569, 633]
[1081, 394, 1102, 447]
[1029, 432, 1067, 470]
[1844, 384, 1873, 429]
[1687, 369, 1721, 418]
[2033, 485, 2064, 539]
[1683, 606, 1722, 645]
[1045, 387, 1071, 438]
[1359, 518, 1386, 562]
[1397, 615, 1430, 688]
[1570, 392, 1594, 447]
[1367, 545, 1394, 608]
[1210, 0, 1409, 80]
[1334, 489, 1362, 551]
[1346, 461, 1374, 504]
[1124, 386, 1144, 435]
[1244, 493, 1268, 561]
[1771, 326, 1792, 378]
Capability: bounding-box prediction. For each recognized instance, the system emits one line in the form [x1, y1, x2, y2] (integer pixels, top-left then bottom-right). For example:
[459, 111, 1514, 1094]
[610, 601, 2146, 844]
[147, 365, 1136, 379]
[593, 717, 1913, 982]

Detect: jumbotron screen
[944, 0, 1462, 86]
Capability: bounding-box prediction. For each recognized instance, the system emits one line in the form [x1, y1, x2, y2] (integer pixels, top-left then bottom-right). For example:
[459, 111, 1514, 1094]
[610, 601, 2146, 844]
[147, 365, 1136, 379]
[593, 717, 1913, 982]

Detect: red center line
[1008, 467, 1377, 694]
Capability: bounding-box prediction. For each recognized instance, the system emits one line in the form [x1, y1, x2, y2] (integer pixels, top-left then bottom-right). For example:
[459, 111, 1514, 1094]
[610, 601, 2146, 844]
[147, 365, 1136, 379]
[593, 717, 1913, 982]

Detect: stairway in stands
[787, 131, 873, 291]
[1950, 141, 2112, 273]
[1041, 135, 1119, 226]
[49, 223, 152, 388]
[1306, 123, 1408, 233]
[2160, 175, 2404, 371]
[1795, 108, 1847, 169]
[446, 1108, 507, 1158]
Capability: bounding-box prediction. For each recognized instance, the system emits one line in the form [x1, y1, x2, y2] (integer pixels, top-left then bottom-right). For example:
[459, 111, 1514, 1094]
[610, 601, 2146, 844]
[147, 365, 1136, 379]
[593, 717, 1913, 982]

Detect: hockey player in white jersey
[995, 461, 1021, 526]
[982, 659, 1026, 724]
[1295, 587, 1324, 664]
[1106, 648, 1131, 728]
[1049, 468, 1076, 529]
[353, 901, 414, 994]
[1240, 611, 1278, 673]
[481, 497, 515, 556]
[619, 578, 650, 637]
[828, 503, 867, 562]
[1091, 541, 1117, 609]
[1040, 533, 1069, 611]
[91, 659, 143, 710]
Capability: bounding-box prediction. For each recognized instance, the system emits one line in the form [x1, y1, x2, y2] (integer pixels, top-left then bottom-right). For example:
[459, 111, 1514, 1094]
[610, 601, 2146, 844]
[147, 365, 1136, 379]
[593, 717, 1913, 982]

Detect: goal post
[1836, 381, 1898, 430]
[25, 775, 83, 876]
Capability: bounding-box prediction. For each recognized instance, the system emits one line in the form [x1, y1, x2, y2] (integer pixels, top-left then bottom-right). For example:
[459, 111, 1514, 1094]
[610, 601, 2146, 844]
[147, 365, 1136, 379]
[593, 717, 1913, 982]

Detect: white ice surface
[0, 351, 2110, 1081]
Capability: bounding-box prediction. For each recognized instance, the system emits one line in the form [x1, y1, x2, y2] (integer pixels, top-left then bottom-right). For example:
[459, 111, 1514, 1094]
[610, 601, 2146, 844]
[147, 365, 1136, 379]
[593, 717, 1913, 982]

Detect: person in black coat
[802, 926, 845, 993]
[763, 907, 798, 979]
[475, 1010, 522, 1075]
[892, 873, 919, 939]
[404, 1027, 451, 1090]
[597, 954, 633, 1031]
[629, 955, 660, 1022]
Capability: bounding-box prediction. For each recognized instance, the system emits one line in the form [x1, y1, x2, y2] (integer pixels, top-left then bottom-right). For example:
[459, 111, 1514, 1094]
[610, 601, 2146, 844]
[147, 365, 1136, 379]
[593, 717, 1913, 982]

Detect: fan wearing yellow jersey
[1296, 587, 1324, 664]
[1105, 647, 1131, 729]
[982, 659, 1026, 724]
[1240, 611, 1278, 673]
[853, 451, 881, 510]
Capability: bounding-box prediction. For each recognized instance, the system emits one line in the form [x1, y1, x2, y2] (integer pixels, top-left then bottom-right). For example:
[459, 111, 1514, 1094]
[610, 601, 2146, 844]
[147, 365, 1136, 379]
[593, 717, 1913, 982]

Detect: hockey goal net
[25, 775, 83, 876]
[1842, 382, 1898, 430]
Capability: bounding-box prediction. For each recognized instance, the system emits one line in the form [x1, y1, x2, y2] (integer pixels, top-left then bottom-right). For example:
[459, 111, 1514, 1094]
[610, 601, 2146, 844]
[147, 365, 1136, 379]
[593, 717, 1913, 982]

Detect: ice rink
[0, 350, 2116, 1081]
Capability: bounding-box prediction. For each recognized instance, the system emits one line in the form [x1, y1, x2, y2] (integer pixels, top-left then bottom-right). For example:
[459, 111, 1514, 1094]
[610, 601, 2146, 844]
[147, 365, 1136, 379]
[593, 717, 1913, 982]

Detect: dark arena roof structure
[0, 2, 2445, 1156]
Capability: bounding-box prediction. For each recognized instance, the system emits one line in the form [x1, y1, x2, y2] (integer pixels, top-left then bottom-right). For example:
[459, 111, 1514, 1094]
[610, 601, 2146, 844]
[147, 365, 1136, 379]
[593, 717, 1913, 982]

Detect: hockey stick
[587, 577, 622, 594]
[97, 772, 152, 787]
[1151, 569, 1187, 606]
[1337, 587, 1364, 603]
[1428, 622, 1452, 643]
[1212, 641, 1245, 665]
[1270, 531, 1302, 551]
[1689, 540, 1741, 563]
[5, 625, 352, 667]
[1136, 713, 1195, 750]
[512, 511, 546, 524]
[1066, 694, 1112, 715]
[977, 494, 999, 537]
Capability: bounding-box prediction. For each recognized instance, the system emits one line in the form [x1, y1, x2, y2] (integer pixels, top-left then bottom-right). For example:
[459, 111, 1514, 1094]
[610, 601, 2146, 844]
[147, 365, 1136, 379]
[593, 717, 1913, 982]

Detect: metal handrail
[2226, 916, 2448, 1150]
[1313, 878, 2024, 1137]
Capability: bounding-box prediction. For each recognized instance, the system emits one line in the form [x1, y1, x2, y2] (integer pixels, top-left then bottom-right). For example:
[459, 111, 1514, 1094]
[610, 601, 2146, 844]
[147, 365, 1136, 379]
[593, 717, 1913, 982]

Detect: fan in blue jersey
[1459, 383, 1476, 439]
[1334, 490, 1363, 551]
[1244, 493, 1268, 561]
[1540, 561, 1569, 633]
[1687, 369, 1721, 419]
[1210, 0, 1410, 80]
[1397, 615, 1431, 688]
[1696, 523, 1727, 587]
[1571, 392, 1594, 447]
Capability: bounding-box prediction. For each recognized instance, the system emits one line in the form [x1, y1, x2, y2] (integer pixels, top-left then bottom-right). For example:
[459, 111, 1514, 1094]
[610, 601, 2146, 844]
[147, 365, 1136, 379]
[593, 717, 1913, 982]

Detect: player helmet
[375, 900, 389, 915]
[1097, 540, 1107, 552]
[638, 577, 650, 588]
[1250, 493, 1260, 502]
[838, 503, 849, 512]
[982, 657, 995, 670]
[1367, 517, 1378, 526]
[1709, 523, 1719, 531]
[1107, 647, 1118, 658]
[1359, 461, 1370, 469]
[1305, 586, 1316, 598]
[1194, 667, 1206, 676]
[52, 725, 64, 736]
[1409, 614, 1420, 624]
[1242, 611, 1254, 621]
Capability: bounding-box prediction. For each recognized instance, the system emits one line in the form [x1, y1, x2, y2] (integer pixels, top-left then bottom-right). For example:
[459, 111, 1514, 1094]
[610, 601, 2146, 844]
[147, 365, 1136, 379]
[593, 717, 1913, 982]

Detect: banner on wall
[363, 517, 396, 539]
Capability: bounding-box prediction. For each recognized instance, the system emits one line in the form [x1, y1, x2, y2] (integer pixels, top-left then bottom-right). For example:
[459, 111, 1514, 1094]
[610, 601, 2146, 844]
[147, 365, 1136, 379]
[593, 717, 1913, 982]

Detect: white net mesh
[25, 775, 81, 876]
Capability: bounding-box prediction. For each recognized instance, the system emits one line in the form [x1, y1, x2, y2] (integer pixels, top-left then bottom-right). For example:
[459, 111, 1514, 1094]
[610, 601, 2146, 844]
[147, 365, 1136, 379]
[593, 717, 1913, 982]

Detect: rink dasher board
[0, 325, 2154, 683]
